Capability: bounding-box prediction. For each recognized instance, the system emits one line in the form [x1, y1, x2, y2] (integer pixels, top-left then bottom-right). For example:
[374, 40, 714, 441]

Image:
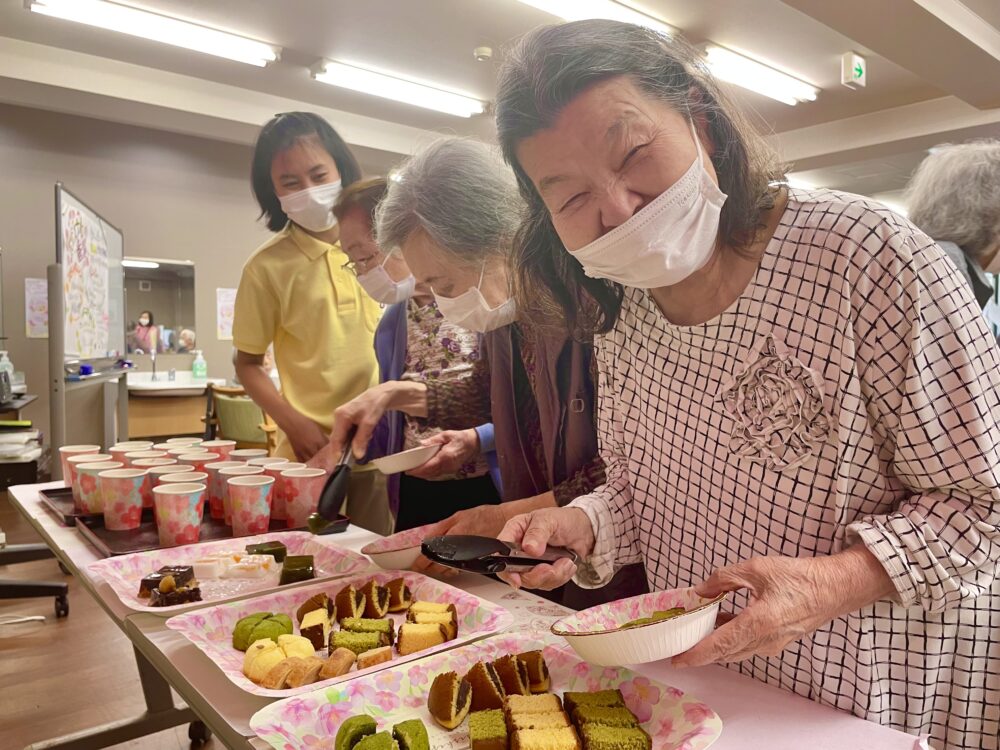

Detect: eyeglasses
[342, 254, 381, 276]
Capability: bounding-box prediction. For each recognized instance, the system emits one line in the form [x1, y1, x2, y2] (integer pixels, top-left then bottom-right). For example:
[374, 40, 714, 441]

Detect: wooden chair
[202, 384, 277, 454]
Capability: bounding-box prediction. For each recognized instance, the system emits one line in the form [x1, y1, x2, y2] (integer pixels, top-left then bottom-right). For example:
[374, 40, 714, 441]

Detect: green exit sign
[841, 52, 867, 89]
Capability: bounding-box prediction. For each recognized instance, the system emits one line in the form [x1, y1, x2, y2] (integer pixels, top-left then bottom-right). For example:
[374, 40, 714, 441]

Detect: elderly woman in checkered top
[495, 20, 1000, 750]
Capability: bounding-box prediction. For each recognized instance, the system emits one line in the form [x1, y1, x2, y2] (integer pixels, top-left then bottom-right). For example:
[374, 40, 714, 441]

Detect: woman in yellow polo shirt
[233, 111, 392, 535]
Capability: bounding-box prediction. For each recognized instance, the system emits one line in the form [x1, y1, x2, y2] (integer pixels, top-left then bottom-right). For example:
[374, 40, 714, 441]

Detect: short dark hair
[333, 176, 389, 227]
[495, 20, 784, 336]
[251, 112, 362, 232]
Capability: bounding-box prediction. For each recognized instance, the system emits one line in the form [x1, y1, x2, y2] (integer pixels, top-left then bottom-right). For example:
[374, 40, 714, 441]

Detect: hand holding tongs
[421, 535, 578, 574]
[314, 430, 356, 523]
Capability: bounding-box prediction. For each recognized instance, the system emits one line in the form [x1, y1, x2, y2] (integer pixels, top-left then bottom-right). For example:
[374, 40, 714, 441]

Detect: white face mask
[278, 180, 342, 233]
[433, 263, 516, 333]
[357, 255, 416, 304]
[567, 121, 727, 289]
[138, 317, 150, 327]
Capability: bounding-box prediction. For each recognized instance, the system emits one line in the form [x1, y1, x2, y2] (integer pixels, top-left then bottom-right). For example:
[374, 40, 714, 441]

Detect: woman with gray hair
[493, 19, 1000, 749]
[327, 137, 646, 606]
[905, 139, 1000, 309]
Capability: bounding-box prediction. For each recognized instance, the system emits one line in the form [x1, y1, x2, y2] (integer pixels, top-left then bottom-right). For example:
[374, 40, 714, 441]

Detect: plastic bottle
[0, 351, 15, 381]
[192, 350, 208, 380]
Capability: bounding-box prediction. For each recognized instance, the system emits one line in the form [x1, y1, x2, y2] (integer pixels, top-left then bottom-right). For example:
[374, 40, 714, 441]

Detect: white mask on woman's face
[357, 254, 416, 304]
[278, 180, 342, 233]
[566, 120, 727, 289]
[433, 263, 517, 333]
[139, 317, 150, 327]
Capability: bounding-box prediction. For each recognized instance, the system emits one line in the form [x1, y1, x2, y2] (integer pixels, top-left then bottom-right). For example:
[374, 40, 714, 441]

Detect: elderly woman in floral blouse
[495, 20, 1000, 750]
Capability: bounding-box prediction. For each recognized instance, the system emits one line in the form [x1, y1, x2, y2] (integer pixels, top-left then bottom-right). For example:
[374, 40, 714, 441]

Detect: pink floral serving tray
[250, 633, 722, 750]
[88, 531, 372, 614]
[165, 570, 515, 697]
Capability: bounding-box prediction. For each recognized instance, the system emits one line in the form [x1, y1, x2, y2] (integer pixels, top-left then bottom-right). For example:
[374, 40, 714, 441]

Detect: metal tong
[421, 535, 578, 574]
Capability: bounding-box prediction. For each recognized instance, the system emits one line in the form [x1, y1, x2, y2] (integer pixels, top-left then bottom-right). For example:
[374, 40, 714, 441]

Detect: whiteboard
[55, 184, 126, 359]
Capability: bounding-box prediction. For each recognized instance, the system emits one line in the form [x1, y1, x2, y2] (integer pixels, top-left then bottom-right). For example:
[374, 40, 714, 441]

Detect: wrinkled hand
[412, 504, 509, 578]
[673, 546, 894, 668]
[407, 430, 479, 480]
[284, 414, 329, 463]
[328, 384, 396, 461]
[496, 507, 595, 591]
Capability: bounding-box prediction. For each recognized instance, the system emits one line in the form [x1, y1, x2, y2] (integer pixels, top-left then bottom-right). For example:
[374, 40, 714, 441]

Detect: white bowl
[370, 444, 441, 475]
[551, 587, 725, 666]
[361, 521, 438, 570]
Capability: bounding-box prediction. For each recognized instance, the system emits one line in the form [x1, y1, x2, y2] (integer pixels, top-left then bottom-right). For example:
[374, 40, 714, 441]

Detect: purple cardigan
[370, 302, 500, 516]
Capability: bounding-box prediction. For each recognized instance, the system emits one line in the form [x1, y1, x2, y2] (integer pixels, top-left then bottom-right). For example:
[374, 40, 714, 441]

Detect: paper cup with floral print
[158, 471, 209, 487]
[281, 467, 327, 528]
[199, 439, 236, 460]
[99, 469, 147, 531]
[147, 464, 194, 487]
[153, 483, 206, 547]
[228, 475, 275, 537]
[264, 461, 302, 521]
[131, 457, 178, 508]
[66, 452, 111, 507]
[175, 452, 220, 474]
[229, 448, 269, 461]
[204, 461, 245, 519]
[60, 443, 101, 491]
[123, 450, 168, 467]
[166, 437, 202, 446]
[108, 441, 154, 463]
[76, 461, 123, 514]
[220, 465, 264, 524]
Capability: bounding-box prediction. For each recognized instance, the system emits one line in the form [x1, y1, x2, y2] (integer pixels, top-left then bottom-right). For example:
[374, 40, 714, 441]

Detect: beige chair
[202, 385, 277, 454]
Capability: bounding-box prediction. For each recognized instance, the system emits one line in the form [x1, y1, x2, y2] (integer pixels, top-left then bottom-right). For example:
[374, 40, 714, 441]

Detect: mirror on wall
[123, 258, 196, 354]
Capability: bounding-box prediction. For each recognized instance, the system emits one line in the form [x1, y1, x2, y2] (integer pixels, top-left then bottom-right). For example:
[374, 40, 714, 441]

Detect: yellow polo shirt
[233, 223, 381, 461]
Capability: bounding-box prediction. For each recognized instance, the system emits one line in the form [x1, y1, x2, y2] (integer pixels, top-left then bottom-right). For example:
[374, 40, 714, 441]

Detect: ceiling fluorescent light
[313, 61, 485, 118]
[122, 259, 160, 269]
[28, 0, 279, 67]
[513, 0, 674, 36]
[704, 45, 818, 106]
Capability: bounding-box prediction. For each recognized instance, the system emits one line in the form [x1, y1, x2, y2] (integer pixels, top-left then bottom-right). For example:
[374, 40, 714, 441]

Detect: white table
[10, 482, 927, 750]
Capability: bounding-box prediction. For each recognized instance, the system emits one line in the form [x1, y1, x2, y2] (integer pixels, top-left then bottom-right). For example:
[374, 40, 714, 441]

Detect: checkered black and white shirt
[572, 189, 1000, 750]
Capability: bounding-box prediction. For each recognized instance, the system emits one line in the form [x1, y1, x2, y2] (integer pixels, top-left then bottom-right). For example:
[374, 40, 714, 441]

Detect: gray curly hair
[375, 138, 523, 266]
[905, 139, 1000, 259]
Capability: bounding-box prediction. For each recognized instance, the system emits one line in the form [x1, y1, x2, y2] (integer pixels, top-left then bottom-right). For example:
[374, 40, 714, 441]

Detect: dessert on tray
[232, 612, 293, 651]
[428, 671, 472, 730]
[334, 716, 429, 750]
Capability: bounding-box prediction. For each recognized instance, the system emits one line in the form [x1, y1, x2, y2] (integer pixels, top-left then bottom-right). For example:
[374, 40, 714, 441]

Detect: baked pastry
[300, 608, 332, 652]
[336, 715, 377, 750]
[562, 691, 624, 715]
[428, 671, 472, 730]
[232, 613, 293, 651]
[571, 706, 640, 728]
[356, 645, 393, 670]
[335, 583, 366, 623]
[296, 592, 336, 624]
[408, 611, 457, 640]
[386, 577, 412, 612]
[279, 555, 314, 585]
[493, 655, 530, 696]
[505, 694, 564, 715]
[516, 651, 551, 694]
[245, 540, 287, 562]
[508, 712, 571, 731]
[408, 601, 454, 615]
[261, 656, 299, 690]
[354, 731, 399, 750]
[342, 617, 396, 645]
[277, 633, 316, 660]
[465, 661, 506, 712]
[397, 623, 449, 656]
[392, 719, 429, 750]
[470, 709, 509, 750]
[319, 647, 357, 679]
[361, 579, 390, 618]
[511, 727, 581, 750]
[578, 725, 650, 750]
[329, 630, 389, 655]
[286, 655, 325, 688]
[243, 639, 286, 684]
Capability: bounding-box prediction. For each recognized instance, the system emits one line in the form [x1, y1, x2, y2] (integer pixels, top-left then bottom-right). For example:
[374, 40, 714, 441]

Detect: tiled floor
[0, 492, 219, 749]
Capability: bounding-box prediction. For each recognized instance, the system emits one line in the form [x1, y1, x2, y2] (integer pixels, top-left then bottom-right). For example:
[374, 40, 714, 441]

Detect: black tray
[38, 485, 101, 526]
[75, 512, 350, 557]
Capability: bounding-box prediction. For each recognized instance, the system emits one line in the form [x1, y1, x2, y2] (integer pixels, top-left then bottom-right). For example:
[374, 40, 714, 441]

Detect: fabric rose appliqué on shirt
[718, 333, 830, 472]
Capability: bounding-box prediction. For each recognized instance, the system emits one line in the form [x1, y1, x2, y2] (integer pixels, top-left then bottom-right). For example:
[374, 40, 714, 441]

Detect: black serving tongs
[421, 535, 578, 574]
[309, 430, 356, 532]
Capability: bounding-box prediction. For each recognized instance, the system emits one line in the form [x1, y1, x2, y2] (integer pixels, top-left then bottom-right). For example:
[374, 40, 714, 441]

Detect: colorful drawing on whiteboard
[216, 287, 237, 340]
[62, 205, 111, 358]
